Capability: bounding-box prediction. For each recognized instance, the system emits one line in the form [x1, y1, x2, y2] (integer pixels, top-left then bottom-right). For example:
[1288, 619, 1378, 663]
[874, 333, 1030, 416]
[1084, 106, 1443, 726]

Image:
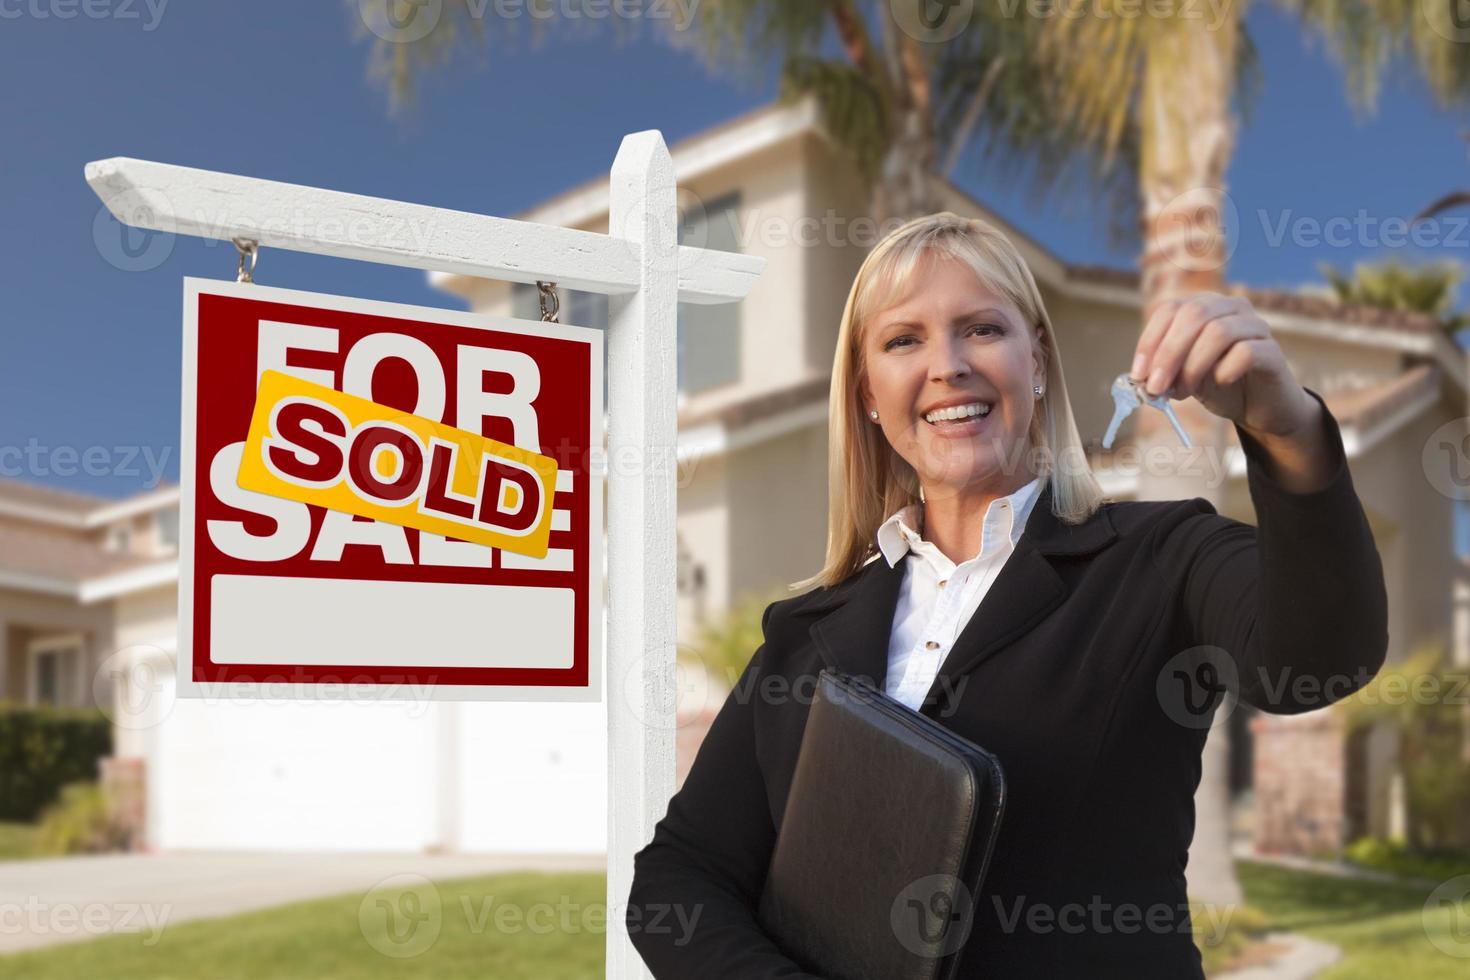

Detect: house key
[1101, 373, 1192, 449]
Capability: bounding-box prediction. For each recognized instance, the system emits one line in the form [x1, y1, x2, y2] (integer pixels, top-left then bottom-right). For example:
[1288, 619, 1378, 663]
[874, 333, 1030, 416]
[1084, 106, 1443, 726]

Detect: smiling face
[859, 254, 1045, 499]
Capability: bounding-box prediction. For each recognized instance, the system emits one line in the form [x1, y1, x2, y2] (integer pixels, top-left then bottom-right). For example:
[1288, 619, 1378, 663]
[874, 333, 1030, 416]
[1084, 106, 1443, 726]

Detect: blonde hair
[791, 211, 1106, 593]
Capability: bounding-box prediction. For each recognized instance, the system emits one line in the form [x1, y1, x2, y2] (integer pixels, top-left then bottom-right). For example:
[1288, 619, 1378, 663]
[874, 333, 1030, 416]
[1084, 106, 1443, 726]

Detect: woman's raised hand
[1131, 292, 1318, 441]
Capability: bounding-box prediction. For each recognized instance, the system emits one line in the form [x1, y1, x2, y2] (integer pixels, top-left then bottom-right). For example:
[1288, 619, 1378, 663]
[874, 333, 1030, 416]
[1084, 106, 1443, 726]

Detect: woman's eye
[883, 324, 999, 351]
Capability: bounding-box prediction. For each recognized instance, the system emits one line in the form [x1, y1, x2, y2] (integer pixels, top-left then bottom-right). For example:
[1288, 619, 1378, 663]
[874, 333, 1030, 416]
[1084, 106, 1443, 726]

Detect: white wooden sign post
[86, 131, 763, 978]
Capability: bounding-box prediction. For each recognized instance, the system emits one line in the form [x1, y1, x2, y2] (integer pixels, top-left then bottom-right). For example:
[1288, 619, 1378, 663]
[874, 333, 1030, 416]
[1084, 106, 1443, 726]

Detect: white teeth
[923, 402, 991, 424]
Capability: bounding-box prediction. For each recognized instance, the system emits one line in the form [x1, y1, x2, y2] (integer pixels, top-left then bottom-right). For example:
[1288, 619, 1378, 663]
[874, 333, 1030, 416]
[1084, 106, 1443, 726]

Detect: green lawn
[0, 871, 607, 980]
[1238, 859, 1470, 979]
[0, 822, 38, 860]
[2, 862, 1465, 978]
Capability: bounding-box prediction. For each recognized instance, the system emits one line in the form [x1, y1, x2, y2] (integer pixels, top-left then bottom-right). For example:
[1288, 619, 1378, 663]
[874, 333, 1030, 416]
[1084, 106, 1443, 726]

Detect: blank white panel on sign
[210, 575, 575, 668]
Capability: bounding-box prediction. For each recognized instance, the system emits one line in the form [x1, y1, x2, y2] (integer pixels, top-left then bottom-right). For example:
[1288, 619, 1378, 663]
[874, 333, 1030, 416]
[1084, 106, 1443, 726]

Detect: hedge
[0, 703, 112, 822]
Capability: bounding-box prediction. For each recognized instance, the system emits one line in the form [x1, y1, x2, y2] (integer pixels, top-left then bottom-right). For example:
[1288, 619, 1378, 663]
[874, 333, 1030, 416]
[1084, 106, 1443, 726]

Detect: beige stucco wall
[726, 422, 831, 606]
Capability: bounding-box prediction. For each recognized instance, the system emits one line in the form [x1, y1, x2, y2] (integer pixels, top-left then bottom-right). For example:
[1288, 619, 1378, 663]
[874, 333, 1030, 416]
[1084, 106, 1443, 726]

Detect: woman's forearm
[1235, 389, 1335, 495]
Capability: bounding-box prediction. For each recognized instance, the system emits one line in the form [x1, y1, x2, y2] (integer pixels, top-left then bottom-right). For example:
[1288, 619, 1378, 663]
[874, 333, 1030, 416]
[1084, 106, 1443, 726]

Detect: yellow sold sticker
[237, 370, 559, 558]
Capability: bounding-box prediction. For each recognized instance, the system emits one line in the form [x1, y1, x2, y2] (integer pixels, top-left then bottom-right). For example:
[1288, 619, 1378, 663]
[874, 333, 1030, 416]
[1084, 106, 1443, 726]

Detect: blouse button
[925, 641, 940, 650]
[938, 579, 948, 588]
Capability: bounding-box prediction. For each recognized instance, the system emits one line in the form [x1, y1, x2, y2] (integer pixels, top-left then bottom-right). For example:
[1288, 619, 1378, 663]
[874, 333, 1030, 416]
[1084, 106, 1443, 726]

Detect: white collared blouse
[874, 477, 1045, 710]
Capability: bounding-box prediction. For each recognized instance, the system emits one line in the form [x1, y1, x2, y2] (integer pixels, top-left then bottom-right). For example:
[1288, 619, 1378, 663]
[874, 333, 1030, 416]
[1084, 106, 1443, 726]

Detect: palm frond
[781, 56, 892, 186]
[1275, 0, 1470, 113]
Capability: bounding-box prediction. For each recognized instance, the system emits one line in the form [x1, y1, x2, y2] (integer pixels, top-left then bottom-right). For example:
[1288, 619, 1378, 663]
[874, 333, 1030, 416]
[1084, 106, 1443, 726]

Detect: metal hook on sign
[537, 281, 559, 322]
[233, 238, 259, 284]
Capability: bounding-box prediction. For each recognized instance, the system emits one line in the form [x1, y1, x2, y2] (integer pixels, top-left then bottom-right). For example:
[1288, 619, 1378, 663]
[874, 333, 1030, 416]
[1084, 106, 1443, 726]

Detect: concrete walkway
[1214, 931, 1342, 980]
[0, 850, 604, 955]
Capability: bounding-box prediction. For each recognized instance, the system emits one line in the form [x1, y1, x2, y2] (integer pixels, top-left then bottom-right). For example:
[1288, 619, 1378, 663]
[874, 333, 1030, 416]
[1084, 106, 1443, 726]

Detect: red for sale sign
[179, 279, 603, 701]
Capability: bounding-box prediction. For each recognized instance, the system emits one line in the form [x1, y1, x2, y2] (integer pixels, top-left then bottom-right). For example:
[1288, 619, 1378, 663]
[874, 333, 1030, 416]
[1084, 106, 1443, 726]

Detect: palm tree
[1038, 0, 1470, 904]
[351, 0, 1143, 229]
[1319, 258, 1467, 331]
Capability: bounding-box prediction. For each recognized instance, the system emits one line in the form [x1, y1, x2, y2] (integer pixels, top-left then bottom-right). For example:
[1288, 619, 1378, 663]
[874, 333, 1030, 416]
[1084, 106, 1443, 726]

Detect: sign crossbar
[86, 154, 763, 304]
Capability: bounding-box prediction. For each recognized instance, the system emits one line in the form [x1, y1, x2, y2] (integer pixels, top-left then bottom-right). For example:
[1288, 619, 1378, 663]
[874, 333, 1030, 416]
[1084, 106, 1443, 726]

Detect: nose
[928, 332, 969, 383]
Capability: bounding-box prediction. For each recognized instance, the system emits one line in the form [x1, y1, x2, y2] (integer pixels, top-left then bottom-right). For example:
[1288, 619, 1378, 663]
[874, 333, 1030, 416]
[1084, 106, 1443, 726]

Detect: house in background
[4, 94, 1465, 857]
[435, 94, 1470, 856]
[0, 479, 178, 719]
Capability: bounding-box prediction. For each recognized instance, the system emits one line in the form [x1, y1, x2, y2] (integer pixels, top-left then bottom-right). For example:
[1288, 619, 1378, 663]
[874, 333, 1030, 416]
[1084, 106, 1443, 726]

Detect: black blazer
[626, 388, 1388, 978]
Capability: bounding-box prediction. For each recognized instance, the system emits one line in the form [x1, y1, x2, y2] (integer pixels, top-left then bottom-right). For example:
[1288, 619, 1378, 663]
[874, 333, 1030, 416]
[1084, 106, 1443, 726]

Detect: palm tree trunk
[1135, 17, 1243, 909]
[871, 25, 944, 225]
[873, 105, 945, 224]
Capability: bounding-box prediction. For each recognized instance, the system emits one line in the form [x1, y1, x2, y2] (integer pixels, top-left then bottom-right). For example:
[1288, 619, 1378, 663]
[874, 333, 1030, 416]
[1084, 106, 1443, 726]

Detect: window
[676, 191, 742, 395]
[106, 524, 132, 553]
[156, 508, 180, 552]
[28, 636, 83, 707]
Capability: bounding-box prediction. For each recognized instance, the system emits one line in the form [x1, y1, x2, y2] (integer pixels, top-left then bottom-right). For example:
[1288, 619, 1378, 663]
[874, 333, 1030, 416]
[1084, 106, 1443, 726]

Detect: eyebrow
[876, 307, 1013, 332]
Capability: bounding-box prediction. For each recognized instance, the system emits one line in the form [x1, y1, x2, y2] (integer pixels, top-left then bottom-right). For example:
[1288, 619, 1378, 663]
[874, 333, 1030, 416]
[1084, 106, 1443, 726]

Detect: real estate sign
[179, 279, 603, 701]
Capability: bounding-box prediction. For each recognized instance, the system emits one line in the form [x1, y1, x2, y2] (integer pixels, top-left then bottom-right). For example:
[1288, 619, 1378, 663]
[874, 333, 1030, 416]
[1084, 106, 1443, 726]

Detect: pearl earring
[869, 410, 879, 421]
[919, 485, 926, 503]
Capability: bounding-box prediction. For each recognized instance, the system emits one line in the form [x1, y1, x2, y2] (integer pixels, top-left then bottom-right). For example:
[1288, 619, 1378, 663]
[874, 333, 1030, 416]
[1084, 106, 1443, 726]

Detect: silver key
[1138, 383, 1193, 449]
[1101, 374, 1141, 449]
[1101, 373, 1193, 449]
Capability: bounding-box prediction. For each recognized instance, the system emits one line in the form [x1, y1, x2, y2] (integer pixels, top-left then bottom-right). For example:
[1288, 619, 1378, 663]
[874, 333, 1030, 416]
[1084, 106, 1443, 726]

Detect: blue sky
[2, 1, 1467, 497]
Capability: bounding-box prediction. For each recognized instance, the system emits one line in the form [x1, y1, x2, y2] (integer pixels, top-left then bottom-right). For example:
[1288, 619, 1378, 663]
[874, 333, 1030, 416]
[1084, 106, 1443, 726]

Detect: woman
[626, 213, 1388, 977]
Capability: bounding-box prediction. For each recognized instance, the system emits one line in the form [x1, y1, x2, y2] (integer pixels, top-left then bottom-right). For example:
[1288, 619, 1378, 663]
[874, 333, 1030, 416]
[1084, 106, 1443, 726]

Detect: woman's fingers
[1173, 314, 1269, 400]
[1133, 293, 1250, 398]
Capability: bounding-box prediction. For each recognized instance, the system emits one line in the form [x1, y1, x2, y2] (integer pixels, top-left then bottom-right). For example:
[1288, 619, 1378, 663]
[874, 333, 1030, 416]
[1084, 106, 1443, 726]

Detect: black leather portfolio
[757, 669, 1007, 980]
